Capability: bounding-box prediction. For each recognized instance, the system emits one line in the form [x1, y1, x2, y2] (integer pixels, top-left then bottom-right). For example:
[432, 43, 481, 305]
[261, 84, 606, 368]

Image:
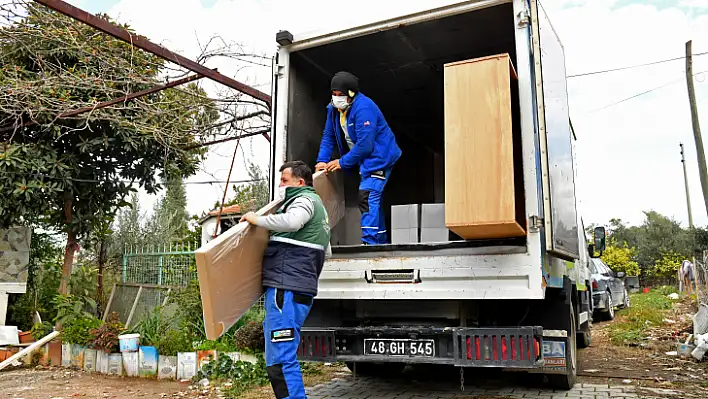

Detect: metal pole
[681, 143, 695, 228]
[0, 74, 204, 134]
[158, 255, 164, 286]
[686, 40, 708, 216]
[33, 0, 272, 109]
[122, 252, 128, 283]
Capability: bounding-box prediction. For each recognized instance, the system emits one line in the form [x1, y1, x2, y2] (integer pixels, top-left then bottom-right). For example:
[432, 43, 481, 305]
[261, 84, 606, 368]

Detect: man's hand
[239, 211, 258, 225]
[326, 159, 341, 172]
[315, 162, 327, 172]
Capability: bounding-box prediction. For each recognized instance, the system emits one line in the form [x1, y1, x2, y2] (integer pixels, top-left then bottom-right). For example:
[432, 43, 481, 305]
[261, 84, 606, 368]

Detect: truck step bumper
[298, 326, 544, 369]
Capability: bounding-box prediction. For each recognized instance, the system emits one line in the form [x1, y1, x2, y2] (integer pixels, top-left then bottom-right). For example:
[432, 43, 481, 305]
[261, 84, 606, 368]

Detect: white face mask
[332, 95, 349, 110]
[278, 186, 288, 199]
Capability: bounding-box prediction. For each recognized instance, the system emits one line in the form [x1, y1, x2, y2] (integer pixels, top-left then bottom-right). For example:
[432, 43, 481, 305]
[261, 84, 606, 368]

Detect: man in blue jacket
[315, 71, 402, 245]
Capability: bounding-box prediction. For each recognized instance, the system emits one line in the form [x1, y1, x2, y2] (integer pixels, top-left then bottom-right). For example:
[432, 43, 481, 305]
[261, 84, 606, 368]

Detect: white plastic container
[118, 333, 140, 352]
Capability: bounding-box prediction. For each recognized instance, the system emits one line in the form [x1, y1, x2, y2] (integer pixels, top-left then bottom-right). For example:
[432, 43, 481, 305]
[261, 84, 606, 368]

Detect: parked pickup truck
[268, 0, 600, 389]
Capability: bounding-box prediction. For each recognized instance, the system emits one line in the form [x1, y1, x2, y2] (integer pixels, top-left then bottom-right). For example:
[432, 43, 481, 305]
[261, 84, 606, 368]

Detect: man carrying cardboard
[240, 160, 331, 399]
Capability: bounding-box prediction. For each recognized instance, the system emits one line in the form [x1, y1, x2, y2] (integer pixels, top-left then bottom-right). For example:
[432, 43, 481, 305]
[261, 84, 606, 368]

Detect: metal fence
[122, 243, 198, 287]
[117, 242, 264, 329]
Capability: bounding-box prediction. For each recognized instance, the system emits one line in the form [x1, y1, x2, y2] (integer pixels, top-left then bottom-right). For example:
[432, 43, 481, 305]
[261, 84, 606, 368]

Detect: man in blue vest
[240, 160, 331, 399]
[315, 71, 402, 245]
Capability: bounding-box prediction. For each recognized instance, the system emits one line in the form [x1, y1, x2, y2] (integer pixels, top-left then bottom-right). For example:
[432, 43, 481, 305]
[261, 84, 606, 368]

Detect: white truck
[268, 0, 603, 389]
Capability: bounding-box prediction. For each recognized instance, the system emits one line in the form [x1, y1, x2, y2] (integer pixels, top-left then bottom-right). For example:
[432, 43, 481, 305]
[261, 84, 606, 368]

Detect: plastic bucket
[118, 334, 140, 352]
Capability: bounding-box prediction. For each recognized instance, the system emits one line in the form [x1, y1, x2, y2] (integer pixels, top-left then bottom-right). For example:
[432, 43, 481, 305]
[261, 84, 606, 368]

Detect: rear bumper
[297, 326, 546, 369]
[593, 291, 609, 311]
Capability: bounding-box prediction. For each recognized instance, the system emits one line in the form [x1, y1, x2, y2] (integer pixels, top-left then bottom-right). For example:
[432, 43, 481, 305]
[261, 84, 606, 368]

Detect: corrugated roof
[208, 204, 243, 216]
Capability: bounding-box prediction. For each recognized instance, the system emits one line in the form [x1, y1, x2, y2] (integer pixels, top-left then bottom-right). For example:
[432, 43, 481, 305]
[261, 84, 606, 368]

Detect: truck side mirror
[594, 226, 606, 253]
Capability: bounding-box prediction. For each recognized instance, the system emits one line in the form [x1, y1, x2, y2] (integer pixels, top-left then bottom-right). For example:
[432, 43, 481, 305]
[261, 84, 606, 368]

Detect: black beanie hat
[331, 71, 359, 96]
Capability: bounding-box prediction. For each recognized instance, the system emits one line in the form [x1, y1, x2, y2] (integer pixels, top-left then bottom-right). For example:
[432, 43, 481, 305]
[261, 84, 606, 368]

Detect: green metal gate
[122, 243, 198, 287]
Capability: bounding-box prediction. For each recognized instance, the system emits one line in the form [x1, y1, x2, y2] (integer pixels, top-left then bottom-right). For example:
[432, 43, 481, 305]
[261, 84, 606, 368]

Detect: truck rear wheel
[547, 303, 578, 390]
[346, 361, 407, 377]
[577, 317, 591, 349]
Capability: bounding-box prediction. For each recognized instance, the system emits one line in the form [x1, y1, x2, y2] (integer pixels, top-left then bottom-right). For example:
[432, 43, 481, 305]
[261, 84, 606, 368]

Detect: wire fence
[122, 243, 198, 287]
[116, 243, 264, 329]
[103, 283, 172, 327]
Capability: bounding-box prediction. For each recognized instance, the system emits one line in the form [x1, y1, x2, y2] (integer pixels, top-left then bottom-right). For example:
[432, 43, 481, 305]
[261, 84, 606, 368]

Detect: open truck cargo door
[529, 0, 579, 260]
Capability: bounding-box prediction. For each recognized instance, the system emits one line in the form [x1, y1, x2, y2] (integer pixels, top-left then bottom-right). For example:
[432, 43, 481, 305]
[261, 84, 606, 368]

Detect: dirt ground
[0, 364, 347, 399]
[577, 298, 708, 398]
[0, 368, 188, 398]
[4, 297, 708, 398]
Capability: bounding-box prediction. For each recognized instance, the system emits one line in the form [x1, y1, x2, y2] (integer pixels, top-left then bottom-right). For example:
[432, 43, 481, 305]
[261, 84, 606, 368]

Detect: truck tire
[577, 319, 591, 349]
[547, 302, 578, 390]
[346, 361, 406, 377]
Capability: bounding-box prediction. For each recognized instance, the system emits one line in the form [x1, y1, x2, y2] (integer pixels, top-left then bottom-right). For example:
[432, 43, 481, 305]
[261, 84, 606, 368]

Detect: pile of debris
[674, 304, 708, 361]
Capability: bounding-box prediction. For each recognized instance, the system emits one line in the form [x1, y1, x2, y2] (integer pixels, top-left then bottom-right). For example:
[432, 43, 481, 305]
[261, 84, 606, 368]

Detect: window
[589, 259, 600, 274]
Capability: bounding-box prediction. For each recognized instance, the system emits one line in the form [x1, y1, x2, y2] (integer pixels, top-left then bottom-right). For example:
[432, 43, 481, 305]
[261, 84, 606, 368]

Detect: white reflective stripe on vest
[270, 236, 325, 251]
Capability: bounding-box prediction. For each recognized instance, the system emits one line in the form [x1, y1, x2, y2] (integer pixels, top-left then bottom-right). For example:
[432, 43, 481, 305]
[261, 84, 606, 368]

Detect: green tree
[651, 251, 685, 280]
[146, 177, 190, 245]
[112, 193, 144, 255]
[635, 211, 692, 269]
[601, 239, 640, 276]
[0, 5, 217, 295]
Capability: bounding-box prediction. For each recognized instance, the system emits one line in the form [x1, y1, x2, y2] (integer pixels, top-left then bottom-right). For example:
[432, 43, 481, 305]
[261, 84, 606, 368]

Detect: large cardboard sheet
[313, 170, 345, 229]
[196, 170, 344, 340]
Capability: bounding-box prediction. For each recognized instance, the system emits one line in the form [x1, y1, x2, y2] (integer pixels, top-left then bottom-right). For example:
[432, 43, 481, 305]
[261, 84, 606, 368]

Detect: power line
[590, 69, 708, 113]
[568, 51, 708, 79]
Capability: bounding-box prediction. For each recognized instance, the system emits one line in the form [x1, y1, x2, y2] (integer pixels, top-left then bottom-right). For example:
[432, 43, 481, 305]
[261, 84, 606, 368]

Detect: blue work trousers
[264, 287, 313, 399]
[359, 169, 392, 245]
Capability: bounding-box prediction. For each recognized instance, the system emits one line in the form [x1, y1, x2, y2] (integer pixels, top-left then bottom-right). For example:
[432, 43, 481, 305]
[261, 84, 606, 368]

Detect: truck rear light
[465, 335, 539, 361]
[297, 330, 336, 361]
[592, 280, 598, 290]
[455, 327, 542, 367]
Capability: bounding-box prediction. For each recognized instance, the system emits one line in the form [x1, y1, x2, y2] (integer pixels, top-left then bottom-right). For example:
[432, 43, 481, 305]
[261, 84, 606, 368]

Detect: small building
[0, 227, 31, 325]
[198, 205, 244, 247]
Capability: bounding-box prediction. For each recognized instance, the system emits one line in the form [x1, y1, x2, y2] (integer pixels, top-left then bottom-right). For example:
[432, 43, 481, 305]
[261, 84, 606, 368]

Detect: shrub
[234, 321, 264, 353]
[131, 306, 172, 347]
[62, 317, 102, 345]
[31, 321, 53, 341]
[198, 355, 269, 397]
[89, 312, 125, 352]
[155, 329, 193, 356]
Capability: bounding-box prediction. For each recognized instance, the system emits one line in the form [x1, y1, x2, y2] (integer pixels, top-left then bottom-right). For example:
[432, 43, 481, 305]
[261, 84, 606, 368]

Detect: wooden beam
[0, 331, 60, 371]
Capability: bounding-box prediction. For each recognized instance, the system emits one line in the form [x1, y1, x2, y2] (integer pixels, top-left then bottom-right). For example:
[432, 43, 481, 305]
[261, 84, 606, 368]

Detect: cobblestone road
[306, 376, 637, 399]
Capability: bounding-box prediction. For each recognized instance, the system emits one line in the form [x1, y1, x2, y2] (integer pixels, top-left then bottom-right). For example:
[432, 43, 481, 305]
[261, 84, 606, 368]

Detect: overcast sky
[66, 0, 708, 229]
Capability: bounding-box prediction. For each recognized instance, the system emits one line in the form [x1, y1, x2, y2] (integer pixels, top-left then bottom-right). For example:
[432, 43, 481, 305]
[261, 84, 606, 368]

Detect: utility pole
[681, 143, 695, 228]
[686, 40, 708, 216]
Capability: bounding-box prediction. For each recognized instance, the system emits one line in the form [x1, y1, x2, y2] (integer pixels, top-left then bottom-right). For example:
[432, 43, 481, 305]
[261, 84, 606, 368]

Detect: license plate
[363, 339, 435, 357]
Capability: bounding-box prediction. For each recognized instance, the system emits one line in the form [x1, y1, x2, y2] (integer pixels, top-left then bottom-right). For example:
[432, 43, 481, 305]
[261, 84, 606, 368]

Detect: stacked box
[391, 204, 419, 244]
[421, 204, 449, 242]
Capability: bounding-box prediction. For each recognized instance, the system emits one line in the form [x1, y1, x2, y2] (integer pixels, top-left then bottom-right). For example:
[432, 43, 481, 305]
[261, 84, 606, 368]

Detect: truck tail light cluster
[465, 336, 540, 361]
[297, 330, 336, 360]
[454, 327, 542, 367]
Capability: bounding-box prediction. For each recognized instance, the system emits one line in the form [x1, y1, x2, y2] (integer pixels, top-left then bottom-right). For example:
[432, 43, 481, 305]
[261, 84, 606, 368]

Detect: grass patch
[607, 290, 674, 346]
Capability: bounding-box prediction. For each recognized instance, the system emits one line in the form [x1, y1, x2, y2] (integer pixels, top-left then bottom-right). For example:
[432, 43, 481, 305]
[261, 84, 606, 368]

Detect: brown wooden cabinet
[443, 53, 526, 240]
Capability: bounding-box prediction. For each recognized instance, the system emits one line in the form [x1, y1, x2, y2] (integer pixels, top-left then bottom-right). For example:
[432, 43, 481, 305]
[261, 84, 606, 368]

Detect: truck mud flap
[297, 329, 337, 361]
[452, 327, 543, 368]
